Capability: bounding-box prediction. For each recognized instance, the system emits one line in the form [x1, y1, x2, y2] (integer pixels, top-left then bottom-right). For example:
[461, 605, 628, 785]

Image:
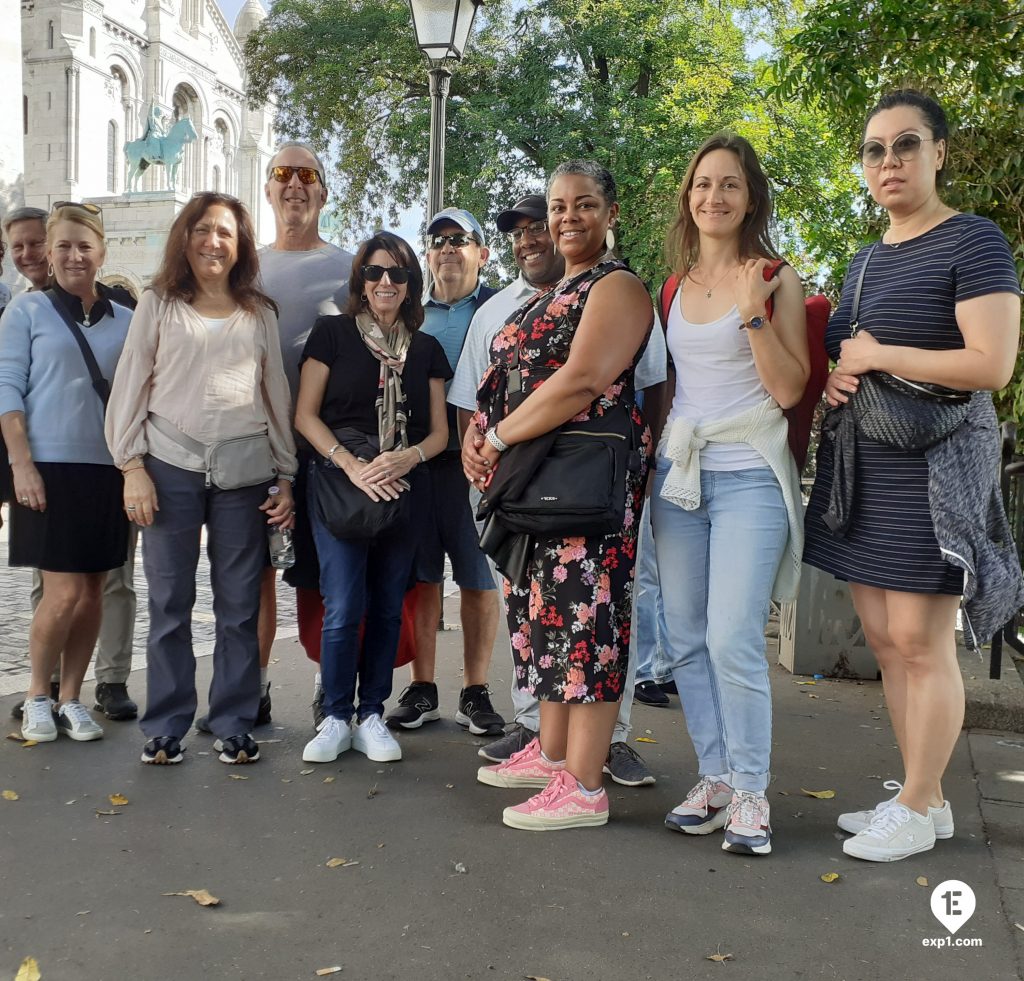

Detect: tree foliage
[245, 0, 857, 285]
[776, 0, 1024, 418]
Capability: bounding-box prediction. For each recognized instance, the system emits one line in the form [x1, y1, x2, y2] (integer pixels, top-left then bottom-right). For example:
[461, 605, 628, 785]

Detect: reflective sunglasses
[363, 264, 412, 285]
[857, 133, 935, 168]
[428, 232, 476, 250]
[51, 201, 103, 216]
[269, 165, 323, 186]
[508, 219, 548, 242]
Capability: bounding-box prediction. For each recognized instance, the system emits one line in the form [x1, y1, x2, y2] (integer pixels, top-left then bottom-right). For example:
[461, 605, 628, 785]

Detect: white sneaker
[21, 695, 57, 742]
[56, 699, 104, 741]
[843, 801, 936, 862]
[351, 713, 402, 762]
[838, 780, 955, 839]
[302, 716, 352, 763]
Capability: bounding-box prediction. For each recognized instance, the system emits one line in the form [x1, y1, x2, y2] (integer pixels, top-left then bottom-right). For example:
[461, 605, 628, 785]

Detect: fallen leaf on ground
[76, 910, 90, 915]
[525, 976, 553, 981]
[2, 789, 19, 801]
[315, 968, 342, 977]
[820, 872, 840, 883]
[300, 768, 315, 776]
[323, 776, 336, 784]
[801, 788, 836, 799]
[635, 737, 657, 744]
[163, 889, 220, 907]
[228, 774, 248, 780]
[94, 809, 120, 816]
[453, 862, 467, 874]
[916, 876, 929, 887]
[109, 793, 129, 806]
[706, 947, 734, 963]
[326, 858, 359, 869]
[796, 680, 816, 685]
[6, 732, 27, 742]
[281, 779, 292, 784]
[367, 785, 378, 799]
[446, 783, 455, 789]
[15, 956, 41, 981]
[1015, 922, 1024, 933]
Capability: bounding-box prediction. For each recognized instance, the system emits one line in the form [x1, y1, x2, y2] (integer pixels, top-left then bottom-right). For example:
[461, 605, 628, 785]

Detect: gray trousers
[139, 458, 266, 742]
[32, 524, 139, 684]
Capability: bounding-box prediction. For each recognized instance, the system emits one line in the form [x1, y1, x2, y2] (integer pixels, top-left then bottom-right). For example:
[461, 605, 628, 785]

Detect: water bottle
[266, 486, 295, 569]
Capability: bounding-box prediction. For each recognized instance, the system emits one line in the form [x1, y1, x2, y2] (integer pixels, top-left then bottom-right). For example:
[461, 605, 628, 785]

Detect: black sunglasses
[428, 232, 476, 250]
[269, 165, 323, 186]
[363, 264, 412, 285]
[857, 133, 935, 168]
[52, 201, 103, 216]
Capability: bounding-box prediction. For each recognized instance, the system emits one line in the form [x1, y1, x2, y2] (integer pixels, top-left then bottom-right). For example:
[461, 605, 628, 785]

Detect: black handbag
[481, 322, 641, 539]
[312, 430, 411, 540]
[846, 246, 971, 450]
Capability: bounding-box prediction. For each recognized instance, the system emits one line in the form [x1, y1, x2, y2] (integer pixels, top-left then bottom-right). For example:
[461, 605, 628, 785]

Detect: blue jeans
[651, 460, 788, 794]
[633, 499, 670, 684]
[309, 464, 420, 722]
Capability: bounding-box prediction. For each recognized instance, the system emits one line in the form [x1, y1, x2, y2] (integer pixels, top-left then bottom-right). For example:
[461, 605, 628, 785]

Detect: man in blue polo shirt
[385, 208, 504, 737]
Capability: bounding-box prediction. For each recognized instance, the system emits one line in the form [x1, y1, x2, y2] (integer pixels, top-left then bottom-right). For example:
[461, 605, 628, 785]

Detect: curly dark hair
[346, 231, 424, 329]
[151, 193, 276, 315]
[664, 132, 780, 276]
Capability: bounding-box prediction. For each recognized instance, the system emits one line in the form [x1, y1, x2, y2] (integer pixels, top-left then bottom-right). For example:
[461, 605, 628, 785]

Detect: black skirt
[9, 462, 129, 573]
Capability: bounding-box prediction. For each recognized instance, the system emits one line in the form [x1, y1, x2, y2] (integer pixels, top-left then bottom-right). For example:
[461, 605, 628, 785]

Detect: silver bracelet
[327, 443, 343, 467]
[485, 426, 509, 453]
[412, 444, 427, 464]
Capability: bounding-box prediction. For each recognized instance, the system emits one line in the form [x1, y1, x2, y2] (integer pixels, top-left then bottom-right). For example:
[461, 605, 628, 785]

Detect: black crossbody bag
[843, 247, 971, 450]
[45, 290, 111, 408]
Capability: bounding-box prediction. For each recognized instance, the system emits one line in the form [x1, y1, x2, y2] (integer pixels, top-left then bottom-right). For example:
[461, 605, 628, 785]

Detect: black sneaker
[94, 682, 138, 720]
[659, 679, 678, 695]
[634, 680, 670, 707]
[455, 685, 505, 737]
[603, 741, 656, 786]
[11, 681, 59, 721]
[385, 682, 440, 729]
[141, 736, 184, 765]
[214, 734, 260, 764]
[477, 722, 538, 762]
[256, 683, 272, 727]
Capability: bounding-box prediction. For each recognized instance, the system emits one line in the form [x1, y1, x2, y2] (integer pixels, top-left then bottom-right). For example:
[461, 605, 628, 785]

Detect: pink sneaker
[477, 738, 564, 789]
[502, 769, 609, 831]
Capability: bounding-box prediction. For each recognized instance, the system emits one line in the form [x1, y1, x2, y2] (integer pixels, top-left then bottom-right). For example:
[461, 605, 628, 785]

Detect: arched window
[89, 27, 96, 58]
[107, 121, 117, 192]
[47, 20, 54, 49]
[172, 83, 202, 194]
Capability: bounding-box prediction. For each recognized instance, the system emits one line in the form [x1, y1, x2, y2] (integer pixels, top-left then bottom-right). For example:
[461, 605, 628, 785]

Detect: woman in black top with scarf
[295, 232, 451, 765]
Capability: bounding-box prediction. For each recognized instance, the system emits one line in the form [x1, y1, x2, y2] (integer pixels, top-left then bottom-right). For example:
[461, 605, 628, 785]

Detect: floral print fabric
[475, 258, 651, 703]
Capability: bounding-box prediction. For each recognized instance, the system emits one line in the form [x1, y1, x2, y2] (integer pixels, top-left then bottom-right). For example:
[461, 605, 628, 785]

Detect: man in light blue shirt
[449, 194, 669, 788]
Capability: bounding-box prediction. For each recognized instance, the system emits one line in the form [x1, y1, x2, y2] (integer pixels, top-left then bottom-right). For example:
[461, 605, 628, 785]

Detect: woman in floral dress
[464, 160, 654, 831]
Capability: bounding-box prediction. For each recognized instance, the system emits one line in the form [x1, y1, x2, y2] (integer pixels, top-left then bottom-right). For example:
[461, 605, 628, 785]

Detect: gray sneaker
[477, 722, 538, 762]
[838, 780, 955, 839]
[56, 699, 104, 742]
[603, 741, 656, 787]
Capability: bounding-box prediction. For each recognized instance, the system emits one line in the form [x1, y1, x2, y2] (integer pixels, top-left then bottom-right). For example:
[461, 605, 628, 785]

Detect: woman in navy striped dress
[804, 91, 1021, 862]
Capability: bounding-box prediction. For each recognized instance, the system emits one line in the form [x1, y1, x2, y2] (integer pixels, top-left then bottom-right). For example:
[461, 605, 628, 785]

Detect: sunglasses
[363, 264, 412, 285]
[428, 232, 476, 250]
[857, 133, 935, 168]
[269, 165, 323, 186]
[52, 201, 103, 216]
[508, 219, 548, 242]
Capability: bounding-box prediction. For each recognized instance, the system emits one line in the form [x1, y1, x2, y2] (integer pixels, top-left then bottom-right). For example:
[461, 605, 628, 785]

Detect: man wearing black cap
[386, 207, 505, 738]
[448, 194, 669, 788]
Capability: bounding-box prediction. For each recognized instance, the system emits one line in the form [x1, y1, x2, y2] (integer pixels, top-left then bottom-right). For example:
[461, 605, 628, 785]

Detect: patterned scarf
[354, 310, 412, 451]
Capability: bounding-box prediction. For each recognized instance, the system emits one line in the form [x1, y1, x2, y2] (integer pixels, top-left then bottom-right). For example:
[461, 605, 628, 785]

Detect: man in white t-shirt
[448, 194, 668, 787]
[196, 142, 354, 732]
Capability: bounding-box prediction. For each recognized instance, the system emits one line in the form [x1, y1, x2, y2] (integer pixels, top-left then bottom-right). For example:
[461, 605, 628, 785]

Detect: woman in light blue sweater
[0, 203, 132, 745]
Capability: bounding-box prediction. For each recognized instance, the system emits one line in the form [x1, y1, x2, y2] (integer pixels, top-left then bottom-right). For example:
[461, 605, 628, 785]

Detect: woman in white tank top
[651, 134, 809, 857]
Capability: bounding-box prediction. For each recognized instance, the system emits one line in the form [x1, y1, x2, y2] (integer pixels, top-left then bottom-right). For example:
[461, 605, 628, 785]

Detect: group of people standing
[1, 88, 1020, 866]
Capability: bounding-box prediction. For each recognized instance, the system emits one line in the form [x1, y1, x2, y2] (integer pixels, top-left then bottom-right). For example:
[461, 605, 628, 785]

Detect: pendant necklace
[688, 265, 736, 299]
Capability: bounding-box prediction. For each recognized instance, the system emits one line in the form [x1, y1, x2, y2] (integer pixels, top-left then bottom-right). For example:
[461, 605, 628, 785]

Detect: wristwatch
[741, 315, 767, 331]
[485, 427, 509, 453]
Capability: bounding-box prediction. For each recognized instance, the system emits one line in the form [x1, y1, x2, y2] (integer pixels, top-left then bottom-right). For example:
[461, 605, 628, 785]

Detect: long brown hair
[664, 133, 780, 276]
[346, 231, 424, 329]
[151, 193, 276, 314]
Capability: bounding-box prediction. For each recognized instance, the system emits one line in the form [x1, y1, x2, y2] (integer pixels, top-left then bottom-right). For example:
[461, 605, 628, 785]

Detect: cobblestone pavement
[0, 506, 296, 695]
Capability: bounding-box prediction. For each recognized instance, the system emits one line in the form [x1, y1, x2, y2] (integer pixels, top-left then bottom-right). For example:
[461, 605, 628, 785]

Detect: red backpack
[658, 261, 830, 473]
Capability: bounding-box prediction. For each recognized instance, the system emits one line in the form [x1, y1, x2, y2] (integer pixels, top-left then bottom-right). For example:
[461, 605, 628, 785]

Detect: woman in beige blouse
[105, 192, 297, 766]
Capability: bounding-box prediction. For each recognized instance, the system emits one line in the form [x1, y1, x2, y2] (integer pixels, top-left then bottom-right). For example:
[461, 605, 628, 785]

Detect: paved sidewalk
[1, 619, 1022, 980]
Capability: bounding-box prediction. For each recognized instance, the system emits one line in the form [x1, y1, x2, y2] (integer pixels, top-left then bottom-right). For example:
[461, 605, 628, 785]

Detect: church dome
[233, 0, 267, 44]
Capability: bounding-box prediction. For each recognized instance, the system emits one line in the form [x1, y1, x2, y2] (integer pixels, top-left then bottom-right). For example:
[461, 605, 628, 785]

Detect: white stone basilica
[0, 0, 276, 295]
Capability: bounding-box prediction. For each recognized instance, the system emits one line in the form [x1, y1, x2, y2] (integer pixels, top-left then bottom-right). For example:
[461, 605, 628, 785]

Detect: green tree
[776, 0, 1024, 417]
[246, 0, 856, 286]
